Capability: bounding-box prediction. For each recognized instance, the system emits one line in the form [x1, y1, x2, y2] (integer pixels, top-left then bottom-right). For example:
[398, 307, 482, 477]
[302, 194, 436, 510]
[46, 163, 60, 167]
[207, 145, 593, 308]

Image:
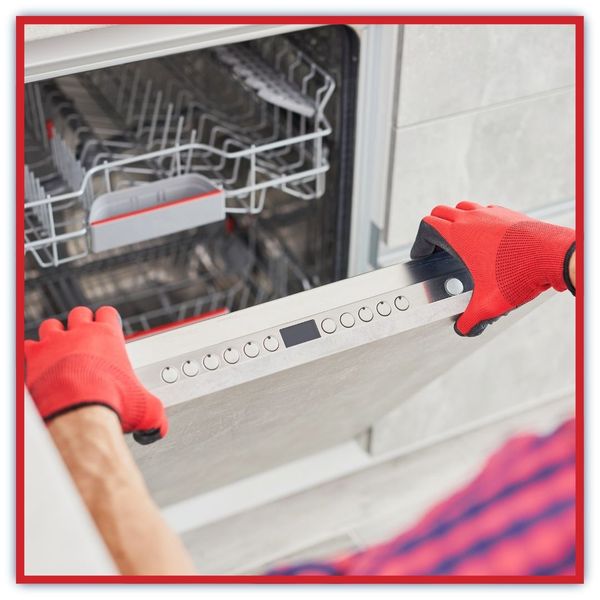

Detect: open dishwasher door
[126, 252, 537, 507]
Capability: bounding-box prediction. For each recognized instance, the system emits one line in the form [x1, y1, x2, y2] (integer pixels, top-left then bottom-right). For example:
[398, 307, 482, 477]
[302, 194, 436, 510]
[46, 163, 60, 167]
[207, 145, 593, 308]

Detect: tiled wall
[374, 24, 576, 454]
[384, 24, 575, 249]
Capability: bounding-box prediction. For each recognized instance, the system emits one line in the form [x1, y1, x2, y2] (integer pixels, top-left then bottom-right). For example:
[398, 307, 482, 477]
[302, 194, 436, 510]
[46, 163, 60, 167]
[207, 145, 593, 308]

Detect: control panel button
[161, 366, 178, 384]
[263, 335, 279, 352]
[444, 277, 464, 296]
[182, 359, 200, 377]
[202, 354, 220, 371]
[321, 318, 336, 334]
[394, 295, 410, 311]
[358, 306, 373, 322]
[376, 301, 392, 316]
[244, 341, 260, 358]
[340, 312, 355, 328]
[223, 347, 240, 364]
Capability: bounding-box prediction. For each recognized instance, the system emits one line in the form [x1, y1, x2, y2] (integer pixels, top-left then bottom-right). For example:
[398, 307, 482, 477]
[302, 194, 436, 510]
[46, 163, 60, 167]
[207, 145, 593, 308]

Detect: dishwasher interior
[24, 26, 359, 339]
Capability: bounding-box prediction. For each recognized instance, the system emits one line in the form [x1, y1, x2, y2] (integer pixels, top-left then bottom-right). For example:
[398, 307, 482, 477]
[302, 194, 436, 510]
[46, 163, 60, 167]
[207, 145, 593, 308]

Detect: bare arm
[47, 406, 196, 575]
[26, 306, 195, 574]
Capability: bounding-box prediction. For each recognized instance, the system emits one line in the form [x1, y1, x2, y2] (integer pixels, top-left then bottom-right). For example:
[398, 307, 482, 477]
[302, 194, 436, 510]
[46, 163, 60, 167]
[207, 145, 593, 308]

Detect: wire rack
[23, 37, 335, 268]
[24, 221, 312, 340]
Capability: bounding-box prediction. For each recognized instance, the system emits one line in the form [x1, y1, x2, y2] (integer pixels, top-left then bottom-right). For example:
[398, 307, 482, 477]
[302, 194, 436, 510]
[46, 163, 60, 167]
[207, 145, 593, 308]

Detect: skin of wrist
[569, 250, 576, 290]
[47, 406, 147, 496]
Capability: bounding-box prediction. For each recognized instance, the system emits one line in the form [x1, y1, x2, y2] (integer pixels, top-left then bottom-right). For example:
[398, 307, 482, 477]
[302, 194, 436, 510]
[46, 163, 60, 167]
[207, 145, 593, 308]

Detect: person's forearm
[47, 406, 196, 575]
[569, 250, 576, 290]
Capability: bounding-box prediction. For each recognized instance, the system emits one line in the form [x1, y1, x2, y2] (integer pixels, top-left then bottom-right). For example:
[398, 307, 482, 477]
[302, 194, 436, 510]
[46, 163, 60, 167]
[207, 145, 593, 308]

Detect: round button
[358, 307, 373, 322]
[321, 318, 337, 334]
[244, 341, 260, 358]
[223, 347, 240, 364]
[263, 335, 279, 352]
[394, 296, 410, 311]
[161, 366, 178, 384]
[445, 277, 464, 296]
[182, 359, 200, 377]
[376, 301, 392, 316]
[340, 312, 355, 328]
[202, 354, 220, 371]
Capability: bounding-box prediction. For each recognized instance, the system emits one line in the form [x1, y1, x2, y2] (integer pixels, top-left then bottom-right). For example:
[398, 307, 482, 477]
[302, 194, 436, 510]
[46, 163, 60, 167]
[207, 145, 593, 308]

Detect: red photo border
[15, 15, 584, 584]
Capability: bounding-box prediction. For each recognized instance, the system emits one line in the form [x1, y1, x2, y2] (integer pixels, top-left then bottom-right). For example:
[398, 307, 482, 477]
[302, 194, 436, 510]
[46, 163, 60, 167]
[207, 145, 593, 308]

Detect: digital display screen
[280, 319, 321, 348]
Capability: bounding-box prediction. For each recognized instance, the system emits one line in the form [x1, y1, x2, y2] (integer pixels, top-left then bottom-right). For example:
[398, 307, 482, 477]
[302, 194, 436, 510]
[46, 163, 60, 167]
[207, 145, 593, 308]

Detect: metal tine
[137, 80, 153, 138]
[24, 166, 32, 199]
[103, 161, 112, 193]
[175, 89, 190, 120]
[274, 46, 287, 71]
[170, 116, 185, 176]
[301, 63, 316, 94]
[147, 90, 163, 150]
[115, 65, 128, 113]
[33, 84, 49, 149]
[125, 68, 141, 126]
[26, 85, 42, 144]
[185, 129, 197, 174]
[45, 193, 60, 267]
[192, 103, 256, 141]
[164, 79, 177, 107]
[161, 102, 174, 150]
[268, 120, 307, 171]
[25, 85, 35, 139]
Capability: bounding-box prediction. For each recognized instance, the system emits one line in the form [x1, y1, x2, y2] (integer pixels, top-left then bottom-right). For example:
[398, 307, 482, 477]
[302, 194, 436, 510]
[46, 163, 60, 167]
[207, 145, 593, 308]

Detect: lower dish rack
[25, 220, 312, 340]
[23, 36, 335, 269]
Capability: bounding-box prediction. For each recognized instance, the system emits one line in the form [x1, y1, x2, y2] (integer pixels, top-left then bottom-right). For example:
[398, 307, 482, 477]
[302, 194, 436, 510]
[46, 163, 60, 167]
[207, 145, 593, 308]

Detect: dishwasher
[24, 27, 358, 340]
[22, 24, 525, 509]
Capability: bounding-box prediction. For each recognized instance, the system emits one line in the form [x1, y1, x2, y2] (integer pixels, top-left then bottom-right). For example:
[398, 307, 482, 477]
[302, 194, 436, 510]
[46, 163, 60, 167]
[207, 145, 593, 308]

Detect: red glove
[411, 202, 576, 336]
[25, 306, 168, 444]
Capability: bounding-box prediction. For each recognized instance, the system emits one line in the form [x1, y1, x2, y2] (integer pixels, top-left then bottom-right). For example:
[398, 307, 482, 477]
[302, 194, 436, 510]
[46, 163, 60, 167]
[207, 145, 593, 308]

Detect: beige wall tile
[385, 89, 574, 248]
[397, 24, 575, 126]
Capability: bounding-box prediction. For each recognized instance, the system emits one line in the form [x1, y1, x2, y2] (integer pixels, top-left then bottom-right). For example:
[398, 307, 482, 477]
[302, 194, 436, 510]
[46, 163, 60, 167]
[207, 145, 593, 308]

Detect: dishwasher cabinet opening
[24, 26, 359, 339]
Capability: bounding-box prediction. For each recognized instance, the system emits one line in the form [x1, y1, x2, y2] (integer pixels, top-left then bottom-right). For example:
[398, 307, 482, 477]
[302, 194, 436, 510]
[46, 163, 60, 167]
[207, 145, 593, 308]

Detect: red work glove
[25, 306, 168, 444]
[411, 202, 576, 337]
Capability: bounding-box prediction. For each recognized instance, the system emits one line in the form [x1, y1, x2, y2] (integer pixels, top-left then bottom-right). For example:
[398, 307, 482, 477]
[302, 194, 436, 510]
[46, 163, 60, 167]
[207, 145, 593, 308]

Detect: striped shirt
[267, 418, 576, 576]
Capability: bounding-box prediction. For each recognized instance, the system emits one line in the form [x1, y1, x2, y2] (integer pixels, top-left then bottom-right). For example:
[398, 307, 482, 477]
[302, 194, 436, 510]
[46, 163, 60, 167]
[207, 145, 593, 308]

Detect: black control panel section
[280, 319, 321, 348]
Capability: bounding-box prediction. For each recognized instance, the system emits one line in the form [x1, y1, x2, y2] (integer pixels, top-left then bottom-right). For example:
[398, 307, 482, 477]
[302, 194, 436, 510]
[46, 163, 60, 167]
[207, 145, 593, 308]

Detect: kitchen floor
[175, 392, 573, 574]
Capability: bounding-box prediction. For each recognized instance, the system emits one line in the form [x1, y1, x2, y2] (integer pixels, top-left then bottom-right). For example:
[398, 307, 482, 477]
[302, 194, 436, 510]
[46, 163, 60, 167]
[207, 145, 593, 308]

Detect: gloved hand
[411, 202, 576, 337]
[25, 306, 168, 444]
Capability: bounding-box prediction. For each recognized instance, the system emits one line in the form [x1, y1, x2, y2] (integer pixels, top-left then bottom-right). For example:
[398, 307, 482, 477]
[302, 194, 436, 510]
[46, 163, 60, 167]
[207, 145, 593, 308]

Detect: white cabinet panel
[396, 24, 575, 126]
[25, 395, 116, 575]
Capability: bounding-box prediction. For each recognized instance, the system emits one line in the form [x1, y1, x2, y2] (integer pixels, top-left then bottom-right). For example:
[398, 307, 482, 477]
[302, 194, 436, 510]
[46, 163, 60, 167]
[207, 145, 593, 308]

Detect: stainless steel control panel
[148, 271, 470, 390]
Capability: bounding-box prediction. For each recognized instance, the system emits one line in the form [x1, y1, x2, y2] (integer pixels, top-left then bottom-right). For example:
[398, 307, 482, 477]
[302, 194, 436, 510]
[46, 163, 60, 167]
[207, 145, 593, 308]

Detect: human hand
[411, 202, 575, 336]
[25, 306, 168, 444]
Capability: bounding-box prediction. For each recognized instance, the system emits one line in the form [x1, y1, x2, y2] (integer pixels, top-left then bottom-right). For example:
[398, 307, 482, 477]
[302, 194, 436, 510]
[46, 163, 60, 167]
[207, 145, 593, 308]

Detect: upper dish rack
[23, 37, 335, 268]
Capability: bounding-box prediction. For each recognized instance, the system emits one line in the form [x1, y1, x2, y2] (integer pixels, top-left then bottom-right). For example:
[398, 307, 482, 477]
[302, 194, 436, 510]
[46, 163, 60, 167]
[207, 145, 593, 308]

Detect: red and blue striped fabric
[267, 418, 576, 576]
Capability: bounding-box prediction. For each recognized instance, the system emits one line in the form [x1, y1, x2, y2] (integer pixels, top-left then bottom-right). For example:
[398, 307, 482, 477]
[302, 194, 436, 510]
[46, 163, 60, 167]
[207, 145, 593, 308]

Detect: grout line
[396, 84, 575, 131]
